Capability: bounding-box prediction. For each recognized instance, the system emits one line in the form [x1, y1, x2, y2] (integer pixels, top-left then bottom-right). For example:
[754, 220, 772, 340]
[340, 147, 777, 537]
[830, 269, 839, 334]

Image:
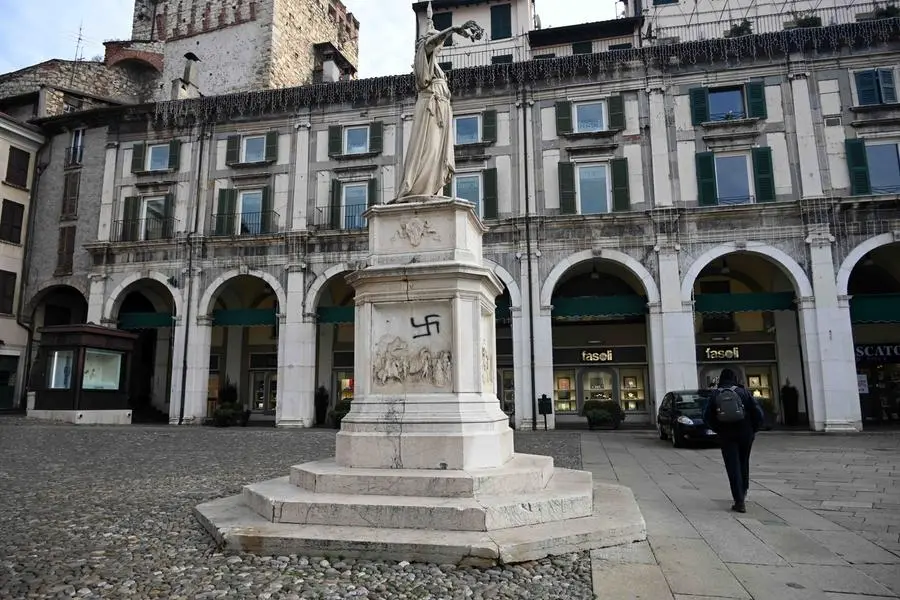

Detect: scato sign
[855, 344, 900, 362]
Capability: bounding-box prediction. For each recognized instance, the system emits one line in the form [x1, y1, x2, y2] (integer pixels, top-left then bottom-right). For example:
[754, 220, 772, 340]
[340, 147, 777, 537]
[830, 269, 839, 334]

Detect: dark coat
[703, 382, 765, 440]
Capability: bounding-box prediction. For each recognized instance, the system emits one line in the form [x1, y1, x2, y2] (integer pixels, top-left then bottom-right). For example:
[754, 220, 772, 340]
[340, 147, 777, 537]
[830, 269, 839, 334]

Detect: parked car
[657, 390, 717, 448]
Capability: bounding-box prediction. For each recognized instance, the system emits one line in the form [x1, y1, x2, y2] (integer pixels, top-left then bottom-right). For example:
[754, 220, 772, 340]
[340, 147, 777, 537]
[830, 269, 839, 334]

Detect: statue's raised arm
[394, 3, 483, 202]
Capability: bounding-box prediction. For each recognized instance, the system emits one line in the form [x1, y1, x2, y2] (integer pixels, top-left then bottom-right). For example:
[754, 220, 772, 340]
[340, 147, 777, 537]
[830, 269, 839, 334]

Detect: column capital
[295, 121, 312, 130]
[653, 242, 681, 254]
[805, 231, 835, 247]
[789, 71, 810, 81]
[647, 301, 663, 315]
[197, 314, 214, 326]
[88, 273, 108, 282]
[796, 296, 816, 310]
[285, 262, 308, 273]
[837, 294, 852, 308]
[105, 141, 119, 149]
[645, 80, 667, 94]
[302, 312, 319, 324]
[100, 317, 117, 327]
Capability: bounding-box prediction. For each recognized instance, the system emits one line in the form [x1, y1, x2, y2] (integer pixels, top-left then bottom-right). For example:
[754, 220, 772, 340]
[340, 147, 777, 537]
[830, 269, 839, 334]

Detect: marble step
[196, 480, 646, 567]
[243, 468, 593, 532]
[290, 453, 555, 498]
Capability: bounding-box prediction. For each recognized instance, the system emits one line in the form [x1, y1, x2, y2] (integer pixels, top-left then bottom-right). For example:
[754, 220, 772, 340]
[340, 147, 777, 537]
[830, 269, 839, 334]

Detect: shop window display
[336, 371, 354, 402]
[620, 369, 646, 413]
[81, 349, 123, 390]
[582, 370, 615, 403]
[47, 350, 74, 389]
[554, 370, 576, 413]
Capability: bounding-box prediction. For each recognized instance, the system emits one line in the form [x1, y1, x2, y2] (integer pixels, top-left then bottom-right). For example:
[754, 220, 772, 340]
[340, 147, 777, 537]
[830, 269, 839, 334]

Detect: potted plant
[212, 378, 242, 427]
[330, 398, 353, 429]
[875, 4, 900, 19]
[315, 386, 329, 427]
[726, 19, 753, 37]
[582, 400, 626, 430]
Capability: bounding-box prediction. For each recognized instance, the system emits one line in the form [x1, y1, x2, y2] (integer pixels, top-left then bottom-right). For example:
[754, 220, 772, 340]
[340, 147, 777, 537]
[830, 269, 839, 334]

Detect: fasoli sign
[553, 346, 648, 365]
[855, 344, 900, 363]
[581, 350, 614, 363]
[696, 343, 777, 362]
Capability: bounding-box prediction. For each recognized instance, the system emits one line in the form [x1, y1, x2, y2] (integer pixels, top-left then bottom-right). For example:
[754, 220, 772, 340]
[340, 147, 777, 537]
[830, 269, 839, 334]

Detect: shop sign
[855, 344, 900, 363]
[554, 346, 648, 365]
[696, 343, 776, 363]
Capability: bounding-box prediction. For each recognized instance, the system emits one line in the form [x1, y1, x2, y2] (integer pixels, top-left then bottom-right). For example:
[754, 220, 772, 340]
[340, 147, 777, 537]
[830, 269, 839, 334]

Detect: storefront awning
[694, 292, 796, 314]
[118, 312, 175, 330]
[850, 294, 900, 324]
[552, 295, 648, 320]
[212, 308, 277, 327]
[317, 306, 355, 324]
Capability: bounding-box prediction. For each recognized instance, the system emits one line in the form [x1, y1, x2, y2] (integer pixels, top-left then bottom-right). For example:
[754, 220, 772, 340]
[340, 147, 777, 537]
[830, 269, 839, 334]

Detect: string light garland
[153, 18, 900, 127]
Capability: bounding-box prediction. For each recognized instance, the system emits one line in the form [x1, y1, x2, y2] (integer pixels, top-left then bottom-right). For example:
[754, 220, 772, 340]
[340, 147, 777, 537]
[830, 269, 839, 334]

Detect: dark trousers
[720, 433, 754, 504]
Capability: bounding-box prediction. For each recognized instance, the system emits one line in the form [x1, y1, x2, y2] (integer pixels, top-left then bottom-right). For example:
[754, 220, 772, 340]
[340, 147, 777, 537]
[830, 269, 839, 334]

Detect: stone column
[805, 231, 861, 431]
[86, 273, 108, 325]
[647, 81, 673, 207]
[518, 252, 554, 430]
[655, 241, 698, 395]
[790, 71, 824, 198]
[508, 305, 528, 429]
[181, 314, 213, 424]
[154, 326, 173, 412]
[276, 268, 317, 428]
[168, 316, 188, 424]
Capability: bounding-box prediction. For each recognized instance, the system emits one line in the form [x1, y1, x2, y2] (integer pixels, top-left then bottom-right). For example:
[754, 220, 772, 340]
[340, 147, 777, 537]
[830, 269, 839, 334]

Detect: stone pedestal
[196, 197, 645, 565]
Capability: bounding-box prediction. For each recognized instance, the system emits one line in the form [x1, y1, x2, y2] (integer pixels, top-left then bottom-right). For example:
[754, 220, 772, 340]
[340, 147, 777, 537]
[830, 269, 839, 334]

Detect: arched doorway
[548, 259, 653, 425]
[315, 271, 355, 420]
[207, 275, 280, 423]
[845, 242, 900, 427]
[495, 288, 515, 422]
[112, 279, 176, 423]
[689, 252, 807, 427]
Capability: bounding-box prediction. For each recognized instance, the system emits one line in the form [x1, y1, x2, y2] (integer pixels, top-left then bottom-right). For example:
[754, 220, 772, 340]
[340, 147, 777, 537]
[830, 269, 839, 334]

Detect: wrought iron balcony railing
[64, 145, 84, 167]
[311, 203, 368, 231]
[113, 217, 176, 242]
[209, 210, 281, 236]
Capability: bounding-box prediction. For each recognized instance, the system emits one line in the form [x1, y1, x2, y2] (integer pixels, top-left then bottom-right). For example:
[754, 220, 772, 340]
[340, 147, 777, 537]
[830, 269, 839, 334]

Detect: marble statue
[395, 2, 483, 201]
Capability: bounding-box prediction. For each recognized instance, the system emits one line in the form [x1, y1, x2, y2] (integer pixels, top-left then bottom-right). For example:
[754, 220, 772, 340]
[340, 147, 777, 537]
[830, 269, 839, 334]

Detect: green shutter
[168, 140, 181, 170]
[490, 3, 512, 40]
[558, 162, 576, 215]
[610, 158, 630, 212]
[225, 136, 240, 165]
[260, 186, 273, 233]
[608, 95, 625, 130]
[163, 193, 174, 237]
[690, 88, 710, 126]
[131, 143, 145, 173]
[328, 126, 342, 156]
[432, 11, 453, 46]
[443, 181, 452, 197]
[265, 131, 279, 162]
[696, 152, 718, 206]
[845, 139, 871, 196]
[367, 178, 377, 207]
[482, 110, 497, 144]
[482, 168, 498, 219]
[878, 68, 897, 103]
[555, 101, 573, 135]
[330, 179, 342, 228]
[123, 196, 140, 241]
[215, 188, 236, 235]
[856, 71, 879, 106]
[746, 81, 767, 119]
[752, 147, 776, 203]
[369, 121, 383, 153]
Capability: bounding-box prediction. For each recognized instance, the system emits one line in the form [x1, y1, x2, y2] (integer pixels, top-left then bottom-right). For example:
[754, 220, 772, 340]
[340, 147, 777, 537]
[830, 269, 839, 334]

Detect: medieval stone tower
[130, 0, 360, 100]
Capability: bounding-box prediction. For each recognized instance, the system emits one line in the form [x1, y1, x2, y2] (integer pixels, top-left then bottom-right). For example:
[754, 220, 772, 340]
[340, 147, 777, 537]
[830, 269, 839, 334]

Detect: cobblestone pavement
[584, 430, 900, 599]
[0, 417, 590, 600]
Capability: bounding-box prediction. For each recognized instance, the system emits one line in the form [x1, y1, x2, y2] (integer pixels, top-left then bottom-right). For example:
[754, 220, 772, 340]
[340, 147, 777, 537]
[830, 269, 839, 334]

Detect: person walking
[703, 368, 765, 513]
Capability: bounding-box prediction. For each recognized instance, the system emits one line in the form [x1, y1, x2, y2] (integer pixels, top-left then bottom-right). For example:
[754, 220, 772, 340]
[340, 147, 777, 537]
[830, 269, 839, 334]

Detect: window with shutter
[490, 3, 512, 40]
[0, 270, 15, 314]
[130, 143, 145, 173]
[695, 152, 718, 206]
[56, 226, 76, 273]
[608, 95, 625, 130]
[4, 147, 30, 188]
[572, 41, 593, 55]
[330, 180, 342, 229]
[61, 172, 80, 218]
[0, 200, 25, 244]
[225, 136, 241, 165]
[168, 140, 181, 170]
[745, 81, 767, 119]
[610, 158, 630, 212]
[482, 168, 498, 219]
[482, 111, 498, 144]
[689, 87, 710, 125]
[752, 147, 776, 203]
[432, 11, 453, 46]
[878, 69, 897, 104]
[369, 122, 384, 154]
[558, 162, 576, 215]
[555, 101, 573, 135]
[845, 139, 872, 196]
[265, 131, 279, 163]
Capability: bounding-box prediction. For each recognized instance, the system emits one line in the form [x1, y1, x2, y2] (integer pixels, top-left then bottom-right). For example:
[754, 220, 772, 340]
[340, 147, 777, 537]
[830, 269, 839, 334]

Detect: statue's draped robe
[398, 36, 455, 198]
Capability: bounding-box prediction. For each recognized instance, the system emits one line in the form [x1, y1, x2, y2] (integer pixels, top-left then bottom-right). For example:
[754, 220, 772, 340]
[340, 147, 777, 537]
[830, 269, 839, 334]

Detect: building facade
[0, 113, 43, 410]
[19, 13, 900, 431]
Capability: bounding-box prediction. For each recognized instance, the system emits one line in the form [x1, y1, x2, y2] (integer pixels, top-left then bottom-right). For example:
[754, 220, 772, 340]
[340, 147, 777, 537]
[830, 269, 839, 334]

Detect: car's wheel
[671, 429, 684, 448]
[658, 423, 668, 440]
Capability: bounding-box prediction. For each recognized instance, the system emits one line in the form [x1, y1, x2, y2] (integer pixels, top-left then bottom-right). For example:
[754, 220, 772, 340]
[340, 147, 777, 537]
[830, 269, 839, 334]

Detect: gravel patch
[0, 417, 593, 599]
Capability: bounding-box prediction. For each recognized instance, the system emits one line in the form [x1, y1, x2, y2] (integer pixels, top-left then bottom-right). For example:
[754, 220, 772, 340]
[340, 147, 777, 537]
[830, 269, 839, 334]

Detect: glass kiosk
[28, 324, 138, 424]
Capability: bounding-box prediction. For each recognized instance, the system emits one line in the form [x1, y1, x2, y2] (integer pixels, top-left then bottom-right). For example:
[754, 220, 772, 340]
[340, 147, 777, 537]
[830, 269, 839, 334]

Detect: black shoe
[731, 502, 746, 513]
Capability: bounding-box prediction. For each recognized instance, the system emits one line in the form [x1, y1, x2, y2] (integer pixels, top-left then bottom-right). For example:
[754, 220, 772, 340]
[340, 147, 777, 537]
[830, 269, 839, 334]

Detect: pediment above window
[701, 118, 762, 152]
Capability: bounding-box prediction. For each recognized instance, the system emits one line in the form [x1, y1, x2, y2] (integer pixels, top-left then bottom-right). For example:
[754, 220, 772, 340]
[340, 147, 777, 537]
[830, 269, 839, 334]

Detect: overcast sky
[0, 0, 619, 78]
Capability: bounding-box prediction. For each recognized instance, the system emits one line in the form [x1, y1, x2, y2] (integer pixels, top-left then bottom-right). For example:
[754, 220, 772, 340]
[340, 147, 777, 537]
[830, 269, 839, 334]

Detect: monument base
[195, 197, 645, 564]
[195, 454, 645, 566]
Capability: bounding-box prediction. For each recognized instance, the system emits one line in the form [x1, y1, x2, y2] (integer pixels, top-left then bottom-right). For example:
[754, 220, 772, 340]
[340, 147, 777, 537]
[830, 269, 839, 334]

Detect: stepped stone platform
[195, 453, 646, 566]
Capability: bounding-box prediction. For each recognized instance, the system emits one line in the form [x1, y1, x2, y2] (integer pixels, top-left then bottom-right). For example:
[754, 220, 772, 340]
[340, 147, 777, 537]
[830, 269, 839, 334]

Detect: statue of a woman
[396, 3, 483, 201]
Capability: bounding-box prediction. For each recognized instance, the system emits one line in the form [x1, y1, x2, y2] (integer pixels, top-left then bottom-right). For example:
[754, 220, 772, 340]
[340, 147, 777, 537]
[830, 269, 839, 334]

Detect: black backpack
[714, 386, 746, 423]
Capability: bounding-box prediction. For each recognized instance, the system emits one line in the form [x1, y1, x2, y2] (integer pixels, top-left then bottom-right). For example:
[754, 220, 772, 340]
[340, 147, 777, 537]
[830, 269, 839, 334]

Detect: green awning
[694, 292, 796, 314]
[850, 294, 900, 324]
[212, 308, 277, 326]
[552, 295, 648, 320]
[317, 306, 355, 324]
[118, 312, 174, 329]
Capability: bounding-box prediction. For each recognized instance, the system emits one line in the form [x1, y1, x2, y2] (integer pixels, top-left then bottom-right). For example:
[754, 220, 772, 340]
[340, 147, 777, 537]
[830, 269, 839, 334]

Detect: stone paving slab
[650, 536, 751, 599]
[592, 562, 673, 600]
[856, 564, 900, 596]
[683, 513, 789, 566]
[802, 530, 900, 564]
[736, 519, 849, 565]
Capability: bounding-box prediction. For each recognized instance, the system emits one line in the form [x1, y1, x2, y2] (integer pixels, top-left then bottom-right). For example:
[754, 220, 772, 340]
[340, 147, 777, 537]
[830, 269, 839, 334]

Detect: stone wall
[0, 60, 157, 115]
